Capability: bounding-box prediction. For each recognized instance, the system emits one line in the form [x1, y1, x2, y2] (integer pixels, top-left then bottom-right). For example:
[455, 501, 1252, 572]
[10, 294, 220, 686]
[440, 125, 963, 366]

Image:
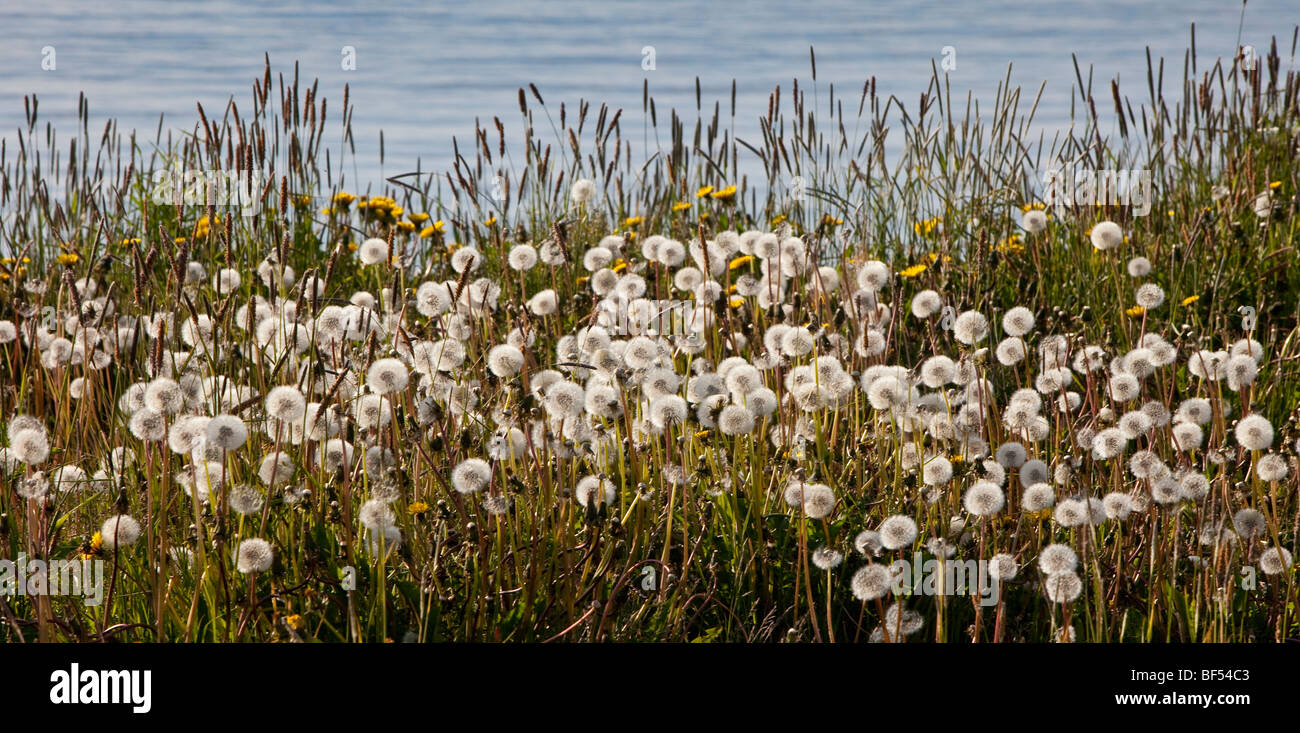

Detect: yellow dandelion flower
[409, 212, 430, 223]
[285, 614, 306, 631]
[56, 253, 79, 266]
[612, 259, 629, 273]
[80, 531, 104, 561]
[408, 501, 430, 515]
[320, 207, 334, 216]
[623, 216, 644, 228]
[995, 234, 1025, 254]
[1125, 305, 1146, 317]
[397, 220, 416, 233]
[333, 192, 356, 205]
[913, 216, 942, 238]
[672, 201, 692, 212]
[696, 185, 714, 198]
[1269, 180, 1282, 189]
[693, 430, 711, 439]
[346, 242, 359, 252]
[484, 216, 498, 227]
[728, 296, 746, 308]
[899, 263, 928, 278]
[770, 214, 788, 226]
[710, 185, 737, 200]
[728, 255, 755, 271]
[1181, 295, 1200, 306]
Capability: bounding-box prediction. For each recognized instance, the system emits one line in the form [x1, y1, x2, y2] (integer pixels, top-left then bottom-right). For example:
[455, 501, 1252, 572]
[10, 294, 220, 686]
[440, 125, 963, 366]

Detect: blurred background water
[0, 0, 1295, 191]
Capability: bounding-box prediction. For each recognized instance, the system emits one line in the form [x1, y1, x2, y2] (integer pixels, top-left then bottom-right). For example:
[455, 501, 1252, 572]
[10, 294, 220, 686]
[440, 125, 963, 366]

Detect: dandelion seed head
[1038, 545, 1078, 577]
[856, 260, 890, 290]
[487, 344, 526, 377]
[812, 546, 844, 570]
[1258, 547, 1293, 576]
[575, 475, 617, 507]
[910, 289, 943, 319]
[1132, 284, 1164, 311]
[854, 530, 883, 557]
[127, 408, 166, 443]
[1052, 498, 1090, 527]
[234, 538, 274, 573]
[451, 458, 492, 494]
[1232, 508, 1267, 538]
[952, 310, 988, 345]
[7, 424, 50, 467]
[850, 564, 893, 601]
[1235, 414, 1274, 451]
[366, 358, 410, 394]
[1126, 256, 1151, 277]
[878, 515, 918, 550]
[1150, 476, 1182, 505]
[1178, 471, 1210, 501]
[1043, 571, 1083, 603]
[1002, 306, 1035, 337]
[358, 237, 390, 265]
[995, 442, 1027, 469]
[1102, 491, 1135, 520]
[265, 385, 307, 422]
[1090, 221, 1123, 250]
[1176, 397, 1213, 425]
[257, 451, 295, 487]
[1021, 209, 1048, 233]
[800, 483, 837, 519]
[229, 485, 265, 516]
[963, 481, 1005, 517]
[205, 414, 248, 451]
[717, 403, 756, 436]
[99, 514, 142, 549]
[1256, 453, 1289, 482]
[144, 377, 184, 414]
[995, 337, 1026, 365]
[922, 456, 953, 486]
[570, 178, 597, 204]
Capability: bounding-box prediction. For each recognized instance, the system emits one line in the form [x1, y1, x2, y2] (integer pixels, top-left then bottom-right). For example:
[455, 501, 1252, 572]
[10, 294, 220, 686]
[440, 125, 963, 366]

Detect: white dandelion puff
[234, 538, 274, 573]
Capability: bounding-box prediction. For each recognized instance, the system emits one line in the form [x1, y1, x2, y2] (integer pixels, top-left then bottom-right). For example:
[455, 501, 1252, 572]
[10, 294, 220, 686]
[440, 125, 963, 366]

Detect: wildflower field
[2, 36, 1299, 644]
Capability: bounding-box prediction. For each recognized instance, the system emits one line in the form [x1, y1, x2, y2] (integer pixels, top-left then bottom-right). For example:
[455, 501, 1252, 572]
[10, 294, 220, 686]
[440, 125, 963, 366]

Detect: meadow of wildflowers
[1, 36, 1298, 643]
